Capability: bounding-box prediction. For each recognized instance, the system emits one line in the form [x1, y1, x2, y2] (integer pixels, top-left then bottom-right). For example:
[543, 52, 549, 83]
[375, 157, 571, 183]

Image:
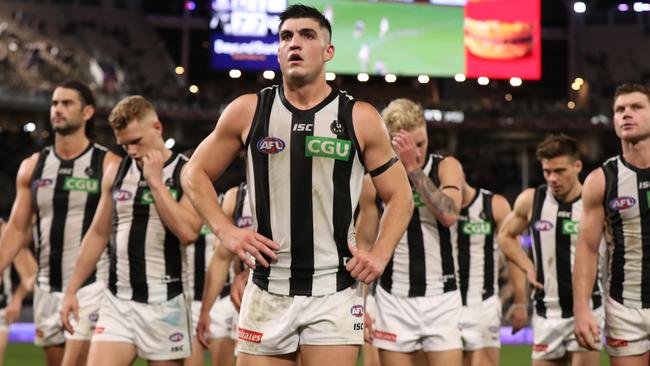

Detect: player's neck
[461, 185, 476, 208]
[54, 130, 90, 160]
[282, 77, 331, 110]
[622, 138, 650, 169]
[557, 183, 582, 203]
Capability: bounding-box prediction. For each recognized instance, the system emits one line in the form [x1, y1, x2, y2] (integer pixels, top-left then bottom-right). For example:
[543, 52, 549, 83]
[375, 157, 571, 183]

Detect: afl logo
[168, 332, 184, 343]
[257, 137, 285, 154]
[533, 220, 554, 231]
[34, 178, 53, 187]
[609, 196, 636, 210]
[237, 216, 253, 228]
[113, 190, 133, 201]
[350, 305, 364, 317]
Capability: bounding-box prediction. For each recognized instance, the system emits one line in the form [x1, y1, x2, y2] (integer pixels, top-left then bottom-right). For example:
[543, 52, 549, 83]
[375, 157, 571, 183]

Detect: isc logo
[533, 220, 554, 232]
[350, 305, 364, 317]
[293, 123, 313, 132]
[63, 177, 99, 193]
[609, 196, 636, 210]
[306, 136, 351, 161]
[257, 137, 285, 154]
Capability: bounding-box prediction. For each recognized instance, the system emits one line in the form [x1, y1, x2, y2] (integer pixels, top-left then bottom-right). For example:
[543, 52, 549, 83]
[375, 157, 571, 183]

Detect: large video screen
[210, 0, 541, 80]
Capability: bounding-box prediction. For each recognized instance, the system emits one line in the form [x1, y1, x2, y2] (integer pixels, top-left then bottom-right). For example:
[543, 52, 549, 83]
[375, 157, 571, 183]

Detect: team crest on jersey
[113, 190, 133, 201]
[85, 166, 94, 177]
[609, 196, 636, 211]
[306, 136, 351, 161]
[257, 137, 286, 154]
[479, 211, 488, 220]
[533, 220, 554, 231]
[34, 178, 53, 187]
[166, 177, 175, 186]
[330, 119, 344, 135]
[237, 216, 253, 228]
[350, 305, 364, 317]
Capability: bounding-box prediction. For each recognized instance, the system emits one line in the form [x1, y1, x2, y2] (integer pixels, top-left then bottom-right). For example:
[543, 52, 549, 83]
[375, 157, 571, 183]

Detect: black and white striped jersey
[109, 153, 188, 304]
[530, 185, 604, 318]
[31, 143, 109, 292]
[603, 155, 650, 308]
[453, 189, 499, 306]
[246, 85, 366, 296]
[0, 267, 11, 309]
[380, 154, 458, 298]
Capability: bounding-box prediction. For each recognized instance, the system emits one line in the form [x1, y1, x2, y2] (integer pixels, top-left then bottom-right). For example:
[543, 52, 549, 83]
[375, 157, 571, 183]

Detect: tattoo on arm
[407, 169, 455, 217]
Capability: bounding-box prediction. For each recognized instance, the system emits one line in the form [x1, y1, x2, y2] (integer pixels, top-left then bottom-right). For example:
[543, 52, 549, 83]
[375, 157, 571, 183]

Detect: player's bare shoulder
[220, 93, 259, 138]
[582, 167, 606, 206]
[351, 101, 388, 148]
[16, 152, 41, 187]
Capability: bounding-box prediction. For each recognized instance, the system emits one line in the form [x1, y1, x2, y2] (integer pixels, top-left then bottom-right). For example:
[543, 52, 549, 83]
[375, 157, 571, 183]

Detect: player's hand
[4, 297, 23, 324]
[364, 311, 375, 344]
[391, 129, 422, 173]
[60, 292, 79, 334]
[346, 243, 387, 284]
[230, 269, 249, 311]
[219, 226, 278, 269]
[507, 303, 528, 334]
[142, 150, 164, 185]
[196, 308, 212, 348]
[574, 308, 601, 351]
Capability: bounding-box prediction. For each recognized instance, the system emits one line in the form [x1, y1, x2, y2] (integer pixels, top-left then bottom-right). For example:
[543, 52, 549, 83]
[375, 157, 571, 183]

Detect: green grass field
[4, 344, 611, 365]
[290, 0, 465, 76]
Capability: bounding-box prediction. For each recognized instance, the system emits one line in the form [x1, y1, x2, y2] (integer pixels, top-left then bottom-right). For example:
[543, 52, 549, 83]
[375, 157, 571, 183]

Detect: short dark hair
[614, 83, 650, 107]
[57, 80, 96, 138]
[279, 4, 332, 41]
[536, 134, 580, 161]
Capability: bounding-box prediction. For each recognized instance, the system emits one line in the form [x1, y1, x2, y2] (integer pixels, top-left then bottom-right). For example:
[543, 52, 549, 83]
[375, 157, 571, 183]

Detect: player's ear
[324, 43, 334, 62]
[574, 159, 583, 173]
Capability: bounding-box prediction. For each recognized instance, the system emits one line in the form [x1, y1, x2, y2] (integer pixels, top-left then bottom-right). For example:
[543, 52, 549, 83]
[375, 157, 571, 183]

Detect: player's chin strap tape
[369, 156, 399, 178]
[440, 185, 461, 191]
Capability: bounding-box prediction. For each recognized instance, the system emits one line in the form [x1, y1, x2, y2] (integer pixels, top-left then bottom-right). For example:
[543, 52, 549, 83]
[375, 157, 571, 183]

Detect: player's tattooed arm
[408, 169, 455, 216]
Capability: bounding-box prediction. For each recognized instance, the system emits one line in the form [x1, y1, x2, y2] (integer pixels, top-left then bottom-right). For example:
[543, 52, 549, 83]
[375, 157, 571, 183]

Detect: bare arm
[13, 247, 37, 288]
[346, 102, 413, 283]
[497, 189, 542, 288]
[0, 154, 38, 273]
[182, 94, 278, 268]
[407, 157, 463, 227]
[355, 175, 380, 252]
[574, 168, 606, 350]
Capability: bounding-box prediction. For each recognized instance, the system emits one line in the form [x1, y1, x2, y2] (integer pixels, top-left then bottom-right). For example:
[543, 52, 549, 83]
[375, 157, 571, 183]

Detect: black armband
[369, 156, 399, 177]
[440, 185, 461, 191]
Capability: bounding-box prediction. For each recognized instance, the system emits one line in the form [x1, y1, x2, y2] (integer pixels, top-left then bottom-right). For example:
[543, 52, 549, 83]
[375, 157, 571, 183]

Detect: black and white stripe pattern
[31, 144, 108, 292]
[245, 85, 365, 296]
[454, 189, 498, 306]
[530, 185, 603, 318]
[603, 155, 650, 308]
[109, 153, 188, 304]
[380, 154, 458, 297]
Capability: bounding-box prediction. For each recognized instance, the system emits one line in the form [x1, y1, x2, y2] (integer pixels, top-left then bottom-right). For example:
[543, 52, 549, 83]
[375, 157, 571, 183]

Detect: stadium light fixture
[618, 3, 629, 11]
[385, 74, 397, 83]
[418, 75, 430, 84]
[229, 69, 242, 78]
[263, 70, 275, 80]
[567, 101, 576, 109]
[189, 85, 199, 94]
[571, 83, 581, 91]
[357, 73, 369, 82]
[575, 77, 584, 85]
[23, 122, 36, 132]
[185, 1, 196, 11]
[477, 76, 489, 85]
[175, 66, 185, 75]
[454, 73, 466, 82]
[574, 2, 586, 13]
[165, 138, 176, 149]
[505, 93, 513, 102]
[509, 77, 522, 87]
[326, 72, 336, 81]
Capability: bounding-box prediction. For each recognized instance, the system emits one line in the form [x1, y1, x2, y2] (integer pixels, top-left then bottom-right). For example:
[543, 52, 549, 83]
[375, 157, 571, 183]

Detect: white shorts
[230, 309, 239, 341]
[191, 296, 235, 340]
[459, 295, 501, 351]
[0, 308, 8, 333]
[372, 286, 462, 353]
[605, 296, 650, 357]
[365, 293, 377, 319]
[532, 306, 604, 360]
[92, 290, 192, 361]
[236, 283, 364, 355]
[34, 281, 104, 346]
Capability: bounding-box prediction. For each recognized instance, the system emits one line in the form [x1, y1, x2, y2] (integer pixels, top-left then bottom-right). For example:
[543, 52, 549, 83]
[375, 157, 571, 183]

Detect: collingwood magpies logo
[330, 120, 344, 135]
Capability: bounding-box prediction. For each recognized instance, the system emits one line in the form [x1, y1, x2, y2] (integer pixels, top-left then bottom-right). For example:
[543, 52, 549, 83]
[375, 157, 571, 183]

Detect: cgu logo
[237, 216, 253, 228]
[257, 137, 286, 154]
[141, 188, 179, 205]
[350, 305, 364, 317]
[305, 136, 351, 161]
[609, 196, 636, 210]
[34, 178, 53, 188]
[462, 221, 492, 236]
[562, 219, 579, 235]
[63, 177, 99, 193]
[113, 190, 133, 201]
[533, 220, 554, 232]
